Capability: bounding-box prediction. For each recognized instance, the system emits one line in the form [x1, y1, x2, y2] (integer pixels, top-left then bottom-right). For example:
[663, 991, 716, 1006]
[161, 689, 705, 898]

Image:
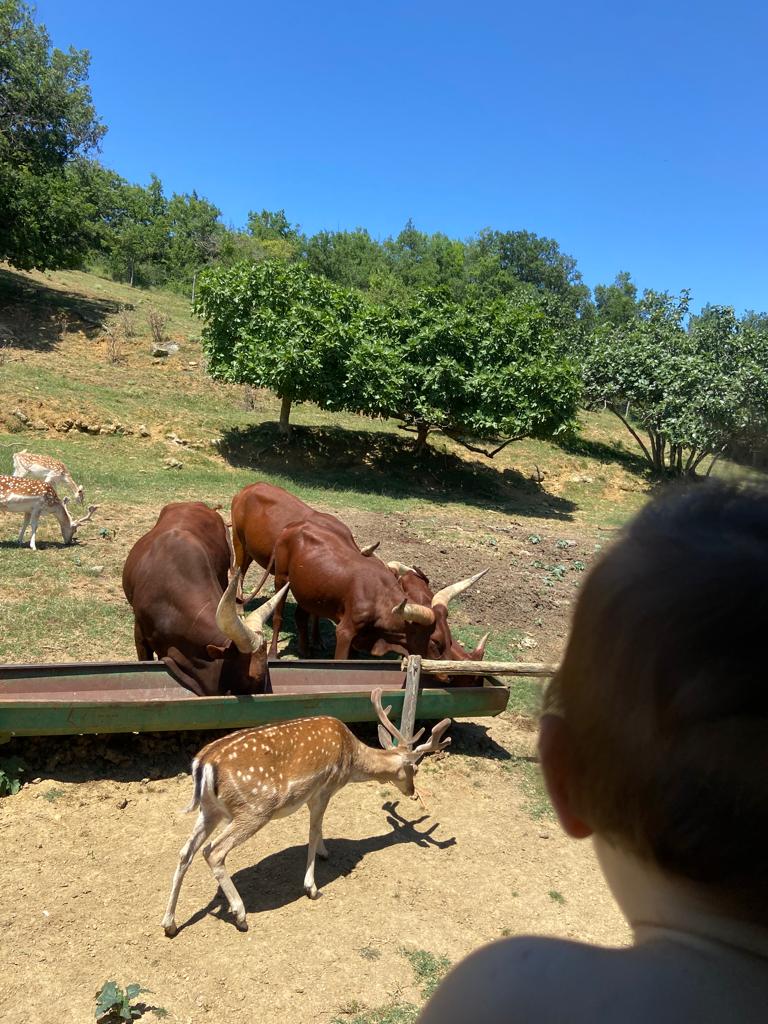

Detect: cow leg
[333, 622, 355, 660]
[295, 605, 311, 657]
[231, 528, 251, 601]
[310, 615, 321, 652]
[162, 803, 223, 937]
[17, 514, 31, 545]
[203, 812, 270, 931]
[133, 622, 155, 661]
[268, 572, 289, 658]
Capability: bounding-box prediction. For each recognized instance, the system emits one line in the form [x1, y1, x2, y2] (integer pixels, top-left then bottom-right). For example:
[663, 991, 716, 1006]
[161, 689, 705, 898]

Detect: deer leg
[27, 510, 41, 551]
[17, 514, 30, 545]
[203, 813, 269, 931]
[162, 804, 223, 937]
[304, 792, 332, 899]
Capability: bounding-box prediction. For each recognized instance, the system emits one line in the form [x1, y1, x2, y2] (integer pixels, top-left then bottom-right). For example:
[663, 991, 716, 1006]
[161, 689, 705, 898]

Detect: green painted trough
[0, 655, 530, 744]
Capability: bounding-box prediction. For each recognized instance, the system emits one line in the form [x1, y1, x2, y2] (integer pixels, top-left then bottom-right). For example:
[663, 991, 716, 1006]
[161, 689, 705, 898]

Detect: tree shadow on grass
[554, 431, 649, 476]
[174, 800, 456, 933]
[0, 267, 122, 351]
[219, 422, 577, 520]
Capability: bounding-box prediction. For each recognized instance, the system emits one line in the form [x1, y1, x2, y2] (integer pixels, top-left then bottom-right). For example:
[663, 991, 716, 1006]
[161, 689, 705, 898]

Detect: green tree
[594, 271, 639, 327]
[0, 0, 105, 269]
[584, 291, 768, 475]
[196, 259, 362, 435]
[246, 208, 302, 262]
[166, 190, 222, 294]
[345, 289, 580, 455]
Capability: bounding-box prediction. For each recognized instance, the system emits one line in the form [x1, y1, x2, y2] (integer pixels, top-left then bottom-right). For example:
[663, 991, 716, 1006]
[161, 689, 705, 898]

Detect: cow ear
[206, 642, 230, 658]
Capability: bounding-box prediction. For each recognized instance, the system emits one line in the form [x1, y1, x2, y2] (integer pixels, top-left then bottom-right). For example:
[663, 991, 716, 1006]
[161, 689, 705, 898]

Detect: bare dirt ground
[0, 712, 628, 1024]
[0, 489, 623, 1024]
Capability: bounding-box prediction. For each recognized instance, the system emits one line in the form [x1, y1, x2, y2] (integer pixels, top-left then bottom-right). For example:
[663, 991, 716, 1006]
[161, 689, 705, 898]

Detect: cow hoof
[163, 922, 177, 938]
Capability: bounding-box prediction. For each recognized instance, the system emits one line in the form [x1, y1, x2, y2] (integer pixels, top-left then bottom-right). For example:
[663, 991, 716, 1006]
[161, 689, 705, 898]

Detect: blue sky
[38, 0, 767, 313]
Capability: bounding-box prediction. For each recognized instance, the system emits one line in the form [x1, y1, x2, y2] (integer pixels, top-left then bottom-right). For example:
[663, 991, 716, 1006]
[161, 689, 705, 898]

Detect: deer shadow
[175, 800, 456, 933]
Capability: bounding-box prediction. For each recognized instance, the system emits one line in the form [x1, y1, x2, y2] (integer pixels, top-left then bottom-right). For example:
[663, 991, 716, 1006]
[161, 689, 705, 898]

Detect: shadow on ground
[0, 268, 122, 351]
[174, 800, 456, 933]
[555, 431, 649, 475]
[219, 423, 577, 520]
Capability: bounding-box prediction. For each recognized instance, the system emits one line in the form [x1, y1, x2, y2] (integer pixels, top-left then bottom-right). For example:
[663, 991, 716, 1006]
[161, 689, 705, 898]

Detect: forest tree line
[3, 0, 768, 474]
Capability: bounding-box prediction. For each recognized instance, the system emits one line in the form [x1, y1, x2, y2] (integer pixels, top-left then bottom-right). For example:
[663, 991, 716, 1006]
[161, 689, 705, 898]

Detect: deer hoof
[305, 884, 319, 900]
[163, 921, 178, 938]
[235, 915, 249, 932]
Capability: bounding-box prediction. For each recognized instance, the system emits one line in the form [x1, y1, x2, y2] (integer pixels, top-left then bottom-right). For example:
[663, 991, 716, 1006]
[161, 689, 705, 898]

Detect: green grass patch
[330, 948, 451, 1024]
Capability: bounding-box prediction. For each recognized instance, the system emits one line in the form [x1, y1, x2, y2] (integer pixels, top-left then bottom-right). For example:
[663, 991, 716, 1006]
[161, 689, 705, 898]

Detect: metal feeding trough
[0, 656, 557, 745]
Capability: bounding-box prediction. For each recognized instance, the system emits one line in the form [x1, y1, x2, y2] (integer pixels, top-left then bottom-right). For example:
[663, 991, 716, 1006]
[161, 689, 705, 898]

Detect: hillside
[0, 263, 652, 673]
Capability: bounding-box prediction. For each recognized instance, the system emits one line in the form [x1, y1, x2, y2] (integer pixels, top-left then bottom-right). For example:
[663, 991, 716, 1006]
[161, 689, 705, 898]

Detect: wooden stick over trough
[411, 659, 559, 678]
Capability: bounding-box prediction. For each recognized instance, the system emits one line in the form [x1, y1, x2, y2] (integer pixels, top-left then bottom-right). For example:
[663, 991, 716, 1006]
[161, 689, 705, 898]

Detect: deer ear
[378, 725, 394, 749]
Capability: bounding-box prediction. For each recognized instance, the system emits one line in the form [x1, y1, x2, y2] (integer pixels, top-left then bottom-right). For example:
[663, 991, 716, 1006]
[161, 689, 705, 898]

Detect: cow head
[213, 572, 289, 686]
[388, 563, 490, 663]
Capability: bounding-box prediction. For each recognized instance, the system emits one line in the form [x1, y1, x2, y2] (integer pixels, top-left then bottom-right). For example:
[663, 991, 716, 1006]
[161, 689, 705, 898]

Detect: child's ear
[538, 715, 593, 840]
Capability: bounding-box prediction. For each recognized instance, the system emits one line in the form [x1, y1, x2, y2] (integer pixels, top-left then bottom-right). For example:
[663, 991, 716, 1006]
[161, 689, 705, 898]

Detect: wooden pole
[412, 659, 558, 679]
[399, 655, 422, 742]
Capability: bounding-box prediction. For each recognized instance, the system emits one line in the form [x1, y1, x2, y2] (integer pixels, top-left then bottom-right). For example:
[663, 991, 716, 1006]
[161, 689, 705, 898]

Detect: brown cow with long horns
[252, 519, 488, 662]
[122, 502, 287, 696]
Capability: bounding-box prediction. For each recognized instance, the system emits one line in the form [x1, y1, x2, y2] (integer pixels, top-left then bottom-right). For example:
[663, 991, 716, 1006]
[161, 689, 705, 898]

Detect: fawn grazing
[0, 475, 98, 549]
[12, 449, 85, 504]
[161, 689, 451, 936]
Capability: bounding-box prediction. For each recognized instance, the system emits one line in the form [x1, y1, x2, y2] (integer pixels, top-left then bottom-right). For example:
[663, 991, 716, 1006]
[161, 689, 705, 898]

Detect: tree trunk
[414, 422, 430, 454]
[278, 396, 292, 438]
[129, 262, 134, 288]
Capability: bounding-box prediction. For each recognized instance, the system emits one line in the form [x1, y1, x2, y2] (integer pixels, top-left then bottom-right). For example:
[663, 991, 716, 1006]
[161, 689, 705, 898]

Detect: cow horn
[216, 572, 258, 653]
[359, 541, 380, 556]
[216, 573, 288, 653]
[470, 632, 489, 660]
[431, 568, 489, 609]
[387, 560, 415, 578]
[392, 597, 435, 627]
[243, 582, 290, 633]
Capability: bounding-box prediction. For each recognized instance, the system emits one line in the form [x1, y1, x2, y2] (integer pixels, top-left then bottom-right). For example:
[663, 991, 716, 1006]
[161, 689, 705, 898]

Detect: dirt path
[0, 713, 628, 1024]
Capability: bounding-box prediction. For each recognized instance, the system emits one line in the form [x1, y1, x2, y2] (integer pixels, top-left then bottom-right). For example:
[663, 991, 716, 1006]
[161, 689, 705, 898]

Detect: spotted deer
[0, 475, 98, 550]
[161, 689, 451, 936]
[12, 449, 85, 504]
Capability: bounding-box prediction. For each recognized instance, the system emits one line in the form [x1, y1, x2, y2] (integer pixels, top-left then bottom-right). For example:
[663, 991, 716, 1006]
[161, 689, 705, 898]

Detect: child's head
[540, 481, 768, 919]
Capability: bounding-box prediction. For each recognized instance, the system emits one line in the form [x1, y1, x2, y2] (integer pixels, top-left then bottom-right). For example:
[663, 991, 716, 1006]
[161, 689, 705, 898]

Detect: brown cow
[261, 519, 487, 661]
[388, 563, 489, 662]
[231, 483, 378, 596]
[122, 502, 287, 696]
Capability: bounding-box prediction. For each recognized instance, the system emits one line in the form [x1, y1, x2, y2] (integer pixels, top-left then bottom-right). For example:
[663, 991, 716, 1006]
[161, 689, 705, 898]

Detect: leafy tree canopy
[0, 0, 105, 269]
[584, 290, 768, 475]
[196, 259, 363, 434]
[345, 289, 581, 455]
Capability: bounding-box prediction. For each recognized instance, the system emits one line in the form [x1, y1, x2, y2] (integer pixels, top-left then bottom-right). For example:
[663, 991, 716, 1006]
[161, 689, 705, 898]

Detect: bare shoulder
[418, 937, 620, 1024]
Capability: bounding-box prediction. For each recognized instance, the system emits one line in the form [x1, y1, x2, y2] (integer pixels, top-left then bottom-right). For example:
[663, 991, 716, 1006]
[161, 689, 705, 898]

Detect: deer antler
[370, 688, 425, 749]
[74, 504, 98, 527]
[411, 718, 452, 760]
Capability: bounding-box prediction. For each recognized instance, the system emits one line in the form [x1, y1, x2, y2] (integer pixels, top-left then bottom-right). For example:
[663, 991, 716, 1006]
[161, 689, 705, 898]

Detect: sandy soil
[0, 709, 629, 1024]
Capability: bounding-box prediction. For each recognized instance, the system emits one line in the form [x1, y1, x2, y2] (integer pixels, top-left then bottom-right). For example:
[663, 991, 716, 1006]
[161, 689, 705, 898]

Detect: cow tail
[241, 552, 276, 606]
[182, 758, 216, 813]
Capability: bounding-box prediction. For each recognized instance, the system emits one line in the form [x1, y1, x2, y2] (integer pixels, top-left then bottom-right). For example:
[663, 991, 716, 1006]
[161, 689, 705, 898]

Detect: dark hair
[556, 481, 768, 912]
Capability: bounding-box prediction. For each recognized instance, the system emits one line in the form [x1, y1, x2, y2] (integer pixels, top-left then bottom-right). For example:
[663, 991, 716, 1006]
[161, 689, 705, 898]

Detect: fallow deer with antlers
[161, 689, 451, 936]
[0, 475, 98, 550]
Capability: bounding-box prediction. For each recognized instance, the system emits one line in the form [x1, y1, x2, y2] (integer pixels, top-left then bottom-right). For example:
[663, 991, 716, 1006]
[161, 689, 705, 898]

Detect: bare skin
[419, 716, 768, 1024]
